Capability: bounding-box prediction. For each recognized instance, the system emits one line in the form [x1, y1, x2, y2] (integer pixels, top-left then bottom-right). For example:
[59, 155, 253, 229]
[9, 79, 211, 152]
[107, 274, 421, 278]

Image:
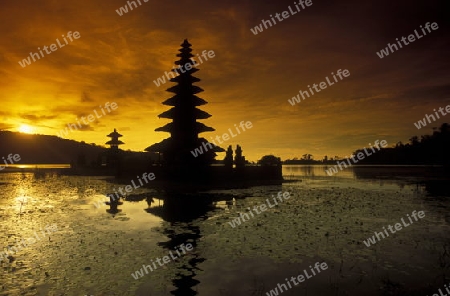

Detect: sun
[18, 124, 34, 134]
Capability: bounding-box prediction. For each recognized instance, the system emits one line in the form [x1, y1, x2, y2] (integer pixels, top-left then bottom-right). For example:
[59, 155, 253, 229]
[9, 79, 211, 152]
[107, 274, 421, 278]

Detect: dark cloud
[20, 114, 57, 121]
[81, 91, 94, 102]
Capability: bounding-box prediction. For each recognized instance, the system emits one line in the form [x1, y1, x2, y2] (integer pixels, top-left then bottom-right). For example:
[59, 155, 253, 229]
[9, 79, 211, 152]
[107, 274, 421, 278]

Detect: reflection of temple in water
[146, 195, 221, 296]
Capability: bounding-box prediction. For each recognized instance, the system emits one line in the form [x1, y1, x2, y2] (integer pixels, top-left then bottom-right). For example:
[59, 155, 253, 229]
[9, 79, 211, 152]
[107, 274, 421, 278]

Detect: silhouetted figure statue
[234, 145, 245, 168]
[224, 145, 233, 168]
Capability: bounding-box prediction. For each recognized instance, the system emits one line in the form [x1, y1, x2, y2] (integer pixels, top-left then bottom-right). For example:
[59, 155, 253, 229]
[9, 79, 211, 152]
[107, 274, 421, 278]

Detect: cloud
[19, 114, 58, 122]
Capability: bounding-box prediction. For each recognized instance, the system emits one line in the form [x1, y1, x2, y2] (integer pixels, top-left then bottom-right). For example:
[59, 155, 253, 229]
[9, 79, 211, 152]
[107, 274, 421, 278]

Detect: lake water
[0, 165, 449, 295]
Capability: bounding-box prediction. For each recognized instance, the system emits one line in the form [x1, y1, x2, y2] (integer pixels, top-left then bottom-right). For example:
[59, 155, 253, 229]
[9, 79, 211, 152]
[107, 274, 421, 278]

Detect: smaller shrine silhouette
[105, 128, 124, 168]
[106, 129, 124, 150]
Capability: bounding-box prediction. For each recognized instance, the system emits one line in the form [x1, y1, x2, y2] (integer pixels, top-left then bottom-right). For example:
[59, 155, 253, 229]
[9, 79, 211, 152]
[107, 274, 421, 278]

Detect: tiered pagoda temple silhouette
[106, 129, 124, 151]
[141, 39, 282, 185]
[145, 39, 224, 168]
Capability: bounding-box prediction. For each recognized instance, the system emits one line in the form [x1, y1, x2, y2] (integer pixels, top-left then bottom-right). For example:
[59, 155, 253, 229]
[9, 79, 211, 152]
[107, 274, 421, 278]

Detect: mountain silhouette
[0, 131, 107, 164]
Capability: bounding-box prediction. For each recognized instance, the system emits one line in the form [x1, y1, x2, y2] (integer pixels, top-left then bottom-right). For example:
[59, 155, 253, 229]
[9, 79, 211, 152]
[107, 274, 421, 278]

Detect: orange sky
[1, 0, 449, 161]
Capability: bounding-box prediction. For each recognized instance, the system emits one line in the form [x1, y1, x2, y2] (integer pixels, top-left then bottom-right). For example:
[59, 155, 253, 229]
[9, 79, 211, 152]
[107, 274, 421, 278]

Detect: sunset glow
[18, 124, 34, 134]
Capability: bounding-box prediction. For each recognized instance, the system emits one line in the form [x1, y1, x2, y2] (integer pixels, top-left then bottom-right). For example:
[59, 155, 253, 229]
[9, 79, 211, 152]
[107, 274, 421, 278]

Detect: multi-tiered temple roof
[106, 128, 124, 150]
[146, 40, 223, 166]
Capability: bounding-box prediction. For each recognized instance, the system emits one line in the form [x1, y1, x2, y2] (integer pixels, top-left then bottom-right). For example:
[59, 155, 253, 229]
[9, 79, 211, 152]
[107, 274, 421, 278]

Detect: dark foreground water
[0, 165, 449, 295]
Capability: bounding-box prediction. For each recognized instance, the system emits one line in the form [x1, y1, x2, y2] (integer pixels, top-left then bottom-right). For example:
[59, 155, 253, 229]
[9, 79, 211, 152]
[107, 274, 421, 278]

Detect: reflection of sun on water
[14, 180, 33, 213]
[15, 195, 29, 213]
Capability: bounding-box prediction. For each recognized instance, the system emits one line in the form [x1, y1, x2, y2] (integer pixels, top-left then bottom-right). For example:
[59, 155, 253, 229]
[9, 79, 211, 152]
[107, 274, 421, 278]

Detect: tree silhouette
[258, 155, 281, 166]
[352, 123, 450, 165]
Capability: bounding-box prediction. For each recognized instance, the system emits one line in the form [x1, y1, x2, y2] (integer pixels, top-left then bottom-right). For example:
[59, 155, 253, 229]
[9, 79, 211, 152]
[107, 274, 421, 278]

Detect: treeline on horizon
[2, 123, 449, 166]
[284, 123, 450, 166]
